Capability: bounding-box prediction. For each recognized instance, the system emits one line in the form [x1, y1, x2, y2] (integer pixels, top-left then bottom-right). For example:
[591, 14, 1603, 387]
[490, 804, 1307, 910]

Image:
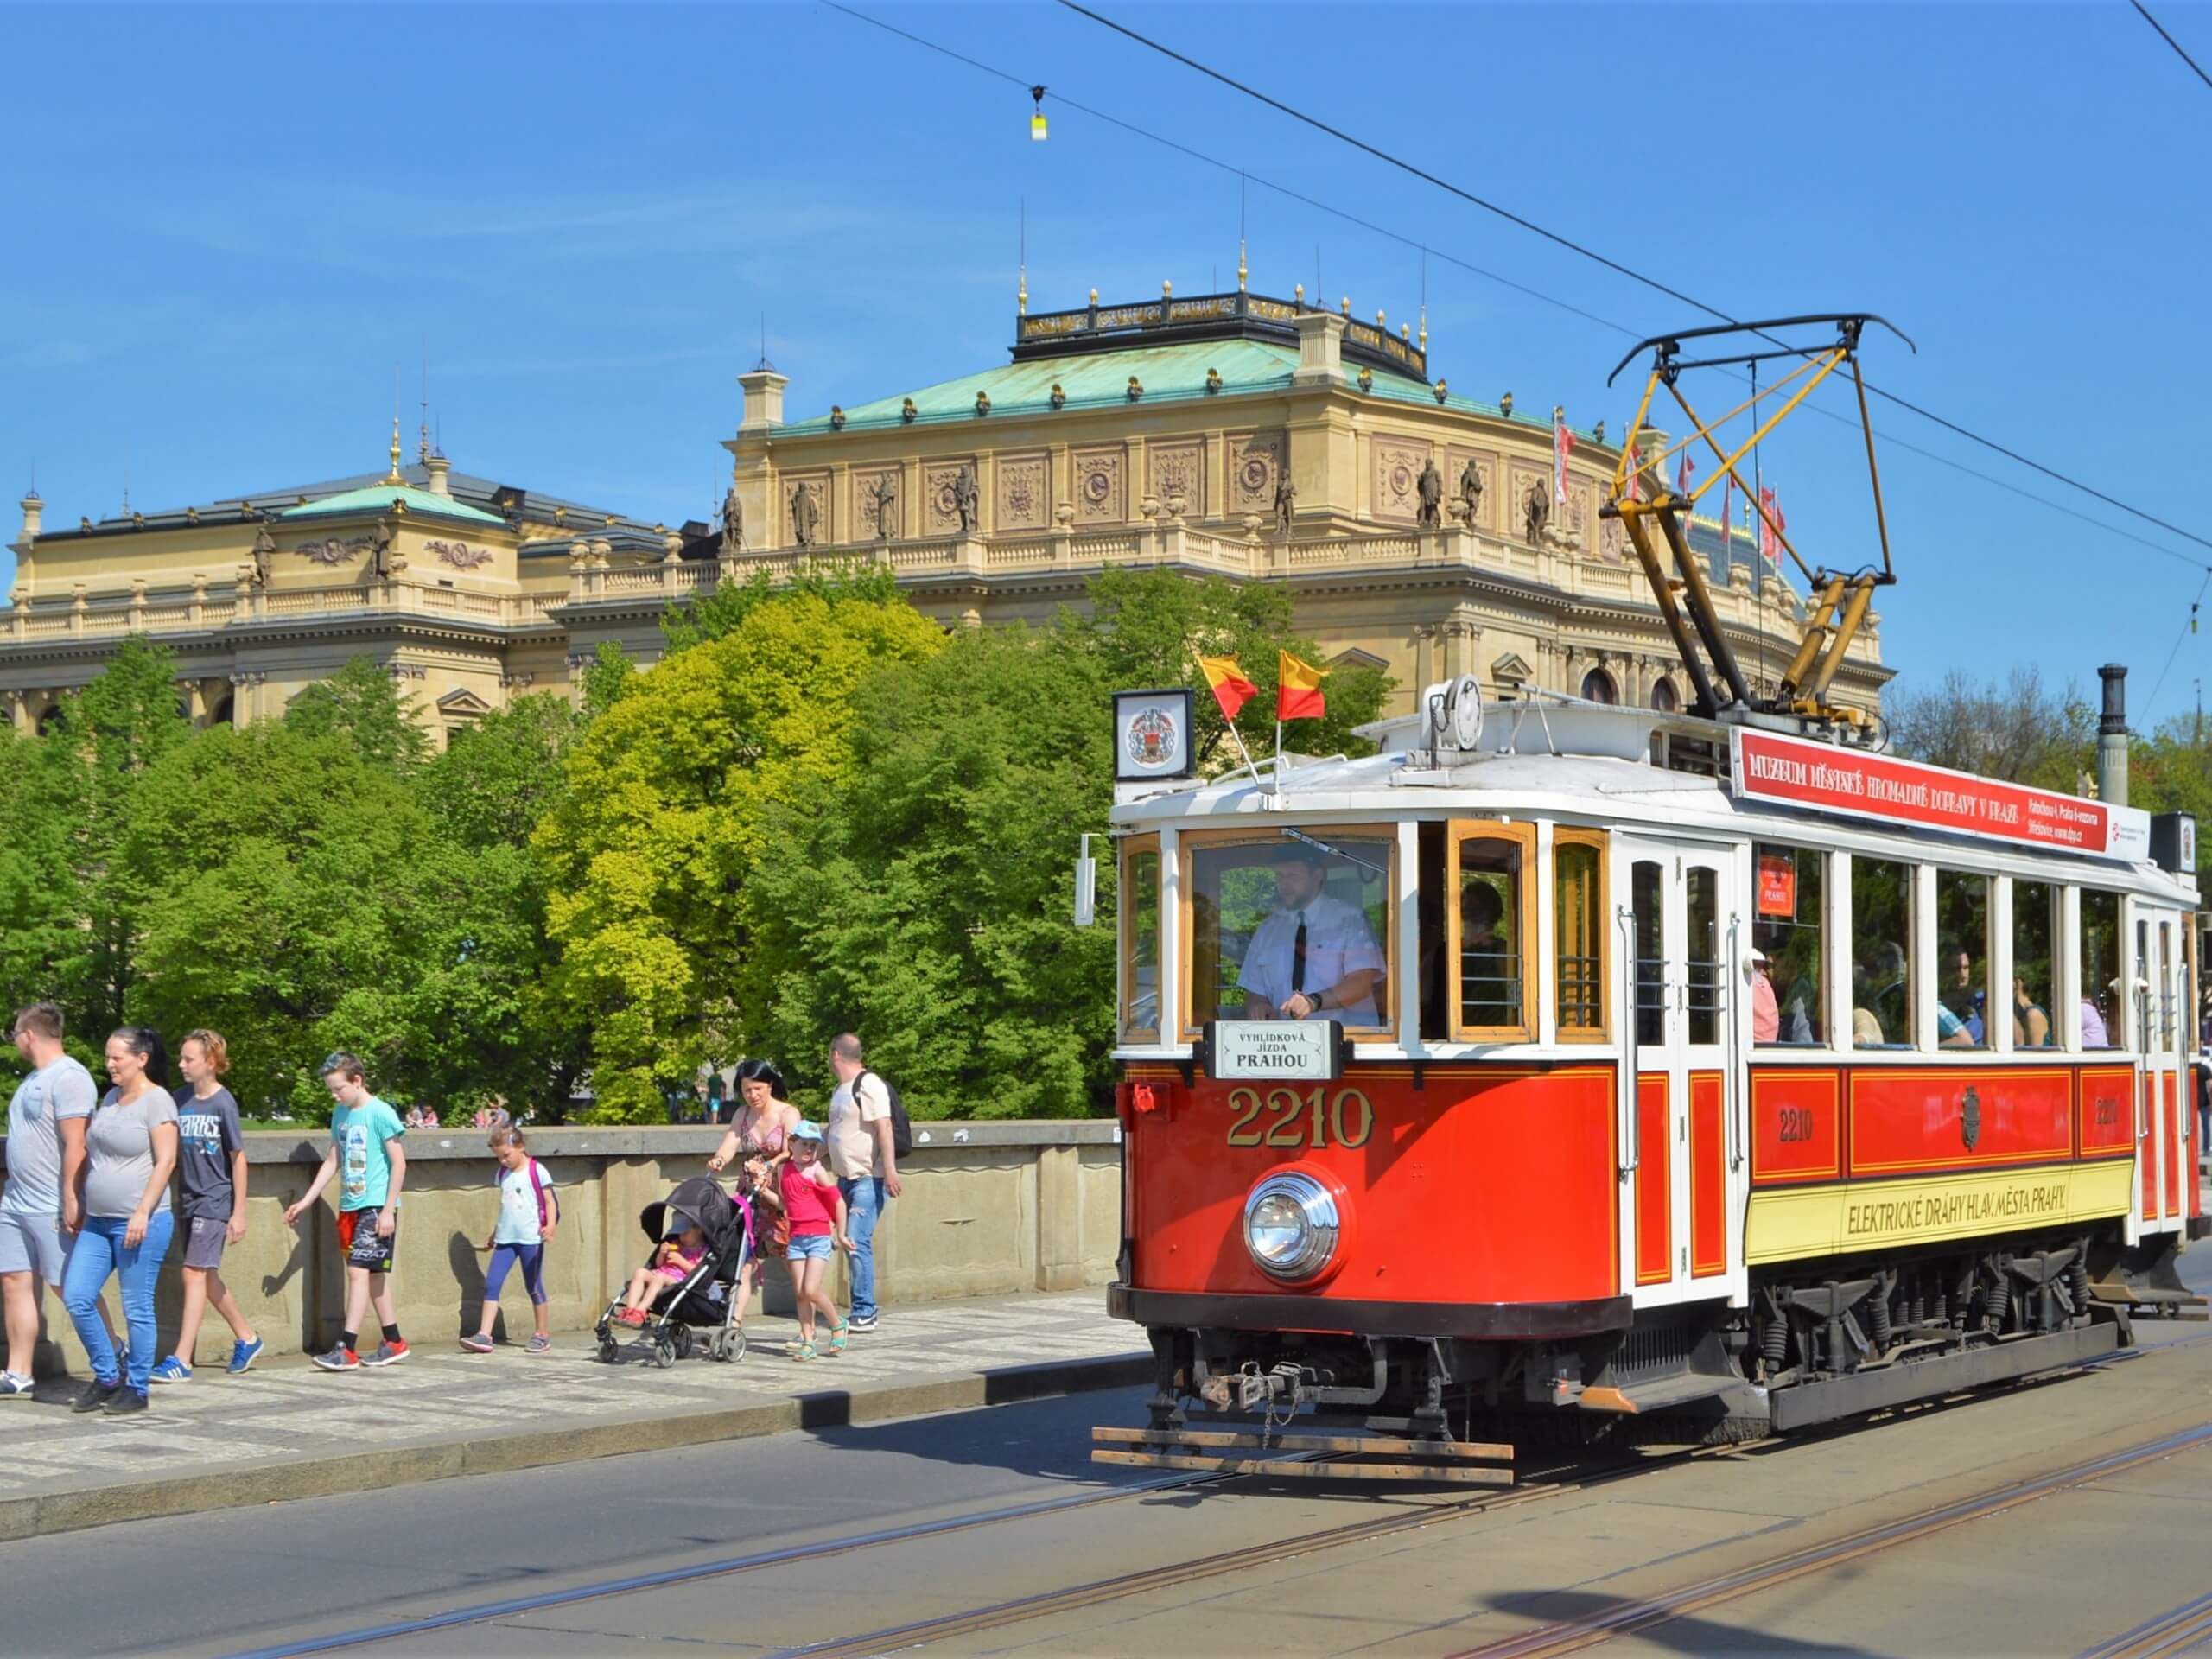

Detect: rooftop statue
[1273, 473, 1297, 538]
[790, 481, 819, 549]
[720, 485, 745, 556]
[1523, 480, 1550, 545]
[1459, 458, 1484, 522]
[1416, 458, 1444, 530]
[867, 472, 898, 542]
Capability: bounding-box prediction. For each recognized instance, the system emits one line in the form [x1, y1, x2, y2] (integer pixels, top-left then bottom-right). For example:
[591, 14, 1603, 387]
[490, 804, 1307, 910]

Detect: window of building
[1580, 668, 1618, 705]
[1554, 830, 1606, 1039]
[1451, 822, 1534, 1040]
[1649, 677, 1678, 714]
[2081, 889, 2121, 1050]
[1849, 857, 1913, 1047]
[1753, 844, 1824, 1046]
[1183, 831, 1393, 1034]
[1935, 871, 1989, 1049]
[1119, 836, 1161, 1041]
[1631, 859, 1666, 1046]
[2012, 881, 2056, 1047]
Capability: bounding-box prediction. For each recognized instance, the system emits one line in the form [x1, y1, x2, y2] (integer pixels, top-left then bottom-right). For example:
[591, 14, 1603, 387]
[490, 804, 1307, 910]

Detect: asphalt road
[5, 1243, 2209, 1659]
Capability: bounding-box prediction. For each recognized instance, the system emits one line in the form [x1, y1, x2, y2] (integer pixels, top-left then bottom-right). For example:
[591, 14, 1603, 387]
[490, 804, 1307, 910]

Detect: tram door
[1616, 837, 1738, 1307]
[2134, 906, 2189, 1232]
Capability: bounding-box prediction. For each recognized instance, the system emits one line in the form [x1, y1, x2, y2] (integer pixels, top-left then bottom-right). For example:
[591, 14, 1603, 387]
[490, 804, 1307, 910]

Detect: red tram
[1097, 319, 2203, 1471]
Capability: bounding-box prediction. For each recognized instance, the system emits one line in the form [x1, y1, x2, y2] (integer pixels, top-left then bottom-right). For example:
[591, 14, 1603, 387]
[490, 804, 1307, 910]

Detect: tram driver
[1237, 844, 1384, 1024]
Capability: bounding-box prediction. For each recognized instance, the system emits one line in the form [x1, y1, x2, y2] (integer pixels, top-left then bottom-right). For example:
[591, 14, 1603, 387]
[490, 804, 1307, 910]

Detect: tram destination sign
[1200, 1020, 1346, 1081]
[1731, 730, 2152, 860]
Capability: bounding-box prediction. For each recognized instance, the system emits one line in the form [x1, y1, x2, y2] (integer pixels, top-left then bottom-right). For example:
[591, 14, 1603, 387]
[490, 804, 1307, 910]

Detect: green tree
[662, 557, 900, 656]
[745, 625, 1116, 1119]
[283, 656, 430, 770]
[537, 588, 944, 1122]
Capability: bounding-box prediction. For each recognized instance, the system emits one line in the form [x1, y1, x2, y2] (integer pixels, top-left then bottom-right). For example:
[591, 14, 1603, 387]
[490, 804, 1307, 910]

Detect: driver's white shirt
[1238, 893, 1384, 1021]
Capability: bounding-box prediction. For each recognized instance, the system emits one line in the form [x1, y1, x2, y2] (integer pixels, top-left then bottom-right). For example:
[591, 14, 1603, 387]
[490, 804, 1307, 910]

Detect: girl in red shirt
[753, 1122, 852, 1360]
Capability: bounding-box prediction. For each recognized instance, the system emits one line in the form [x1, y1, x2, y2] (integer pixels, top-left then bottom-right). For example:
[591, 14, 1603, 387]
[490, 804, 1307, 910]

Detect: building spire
[1237, 239, 1248, 293]
[384, 416, 404, 486]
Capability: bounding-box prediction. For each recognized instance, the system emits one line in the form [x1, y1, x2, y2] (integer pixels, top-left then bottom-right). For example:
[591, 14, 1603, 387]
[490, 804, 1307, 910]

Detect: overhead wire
[2145, 569, 2211, 715]
[817, 0, 2207, 577]
[2130, 0, 2212, 93]
[1049, 0, 2212, 568]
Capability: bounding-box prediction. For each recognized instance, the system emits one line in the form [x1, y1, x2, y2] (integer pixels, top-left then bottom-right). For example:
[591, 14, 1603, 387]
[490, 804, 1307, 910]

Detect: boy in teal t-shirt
[283, 1053, 410, 1370]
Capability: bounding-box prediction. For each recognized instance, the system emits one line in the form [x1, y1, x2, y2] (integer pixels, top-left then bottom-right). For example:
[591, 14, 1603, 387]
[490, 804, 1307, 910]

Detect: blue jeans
[64, 1211, 175, 1395]
[838, 1177, 887, 1321]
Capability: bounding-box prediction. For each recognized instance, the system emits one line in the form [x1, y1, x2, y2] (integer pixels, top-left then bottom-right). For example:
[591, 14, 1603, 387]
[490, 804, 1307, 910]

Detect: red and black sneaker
[364, 1339, 410, 1367]
[312, 1344, 360, 1372]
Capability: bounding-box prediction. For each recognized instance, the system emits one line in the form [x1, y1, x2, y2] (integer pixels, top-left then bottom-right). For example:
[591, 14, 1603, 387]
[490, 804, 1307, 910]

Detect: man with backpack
[824, 1033, 906, 1333]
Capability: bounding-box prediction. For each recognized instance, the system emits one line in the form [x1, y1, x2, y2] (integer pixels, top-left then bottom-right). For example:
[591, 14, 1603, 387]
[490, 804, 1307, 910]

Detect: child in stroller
[594, 1175, 752, 1367]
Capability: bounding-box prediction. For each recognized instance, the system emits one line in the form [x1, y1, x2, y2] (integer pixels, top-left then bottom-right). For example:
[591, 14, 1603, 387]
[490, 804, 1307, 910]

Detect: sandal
[826, 1320, 849, 1355]
[791, 1341, 818, 1363]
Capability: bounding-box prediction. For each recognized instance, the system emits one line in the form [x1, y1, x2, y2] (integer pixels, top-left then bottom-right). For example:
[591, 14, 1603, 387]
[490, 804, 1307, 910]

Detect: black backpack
[859, 1068, 913, 1160]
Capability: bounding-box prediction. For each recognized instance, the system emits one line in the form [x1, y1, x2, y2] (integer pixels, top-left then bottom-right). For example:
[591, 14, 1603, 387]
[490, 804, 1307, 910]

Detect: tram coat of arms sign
[1113, 689, 1196, 783]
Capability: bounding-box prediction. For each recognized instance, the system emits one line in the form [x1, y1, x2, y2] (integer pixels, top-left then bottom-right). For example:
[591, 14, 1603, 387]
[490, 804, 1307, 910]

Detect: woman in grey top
[62, 1028, 179, 1414]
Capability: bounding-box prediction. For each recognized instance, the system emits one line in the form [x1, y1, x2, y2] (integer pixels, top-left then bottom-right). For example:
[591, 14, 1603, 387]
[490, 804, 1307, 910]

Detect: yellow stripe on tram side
[1745, 1159, 2134, 1267]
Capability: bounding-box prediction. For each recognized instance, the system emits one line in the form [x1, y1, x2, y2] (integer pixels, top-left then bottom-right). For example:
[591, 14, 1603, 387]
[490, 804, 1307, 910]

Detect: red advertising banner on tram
[1730, 731, 2151, 859]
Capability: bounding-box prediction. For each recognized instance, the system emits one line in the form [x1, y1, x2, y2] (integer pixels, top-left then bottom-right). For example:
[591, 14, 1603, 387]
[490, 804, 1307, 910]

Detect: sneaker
[363, 1339, 410, 1367]
[103, 1389, 149, 1416]
[73, 1379, 121, 1412]
[459, 1334, 494, 1354]
[525, 1335, 552, 1357]
[226, 1337, 264, 1376]
[312, 1345, 360, 1372]
[0, 1373, 35, 1399]
[848, 1313, 878, 1332]
[149, 1357, 192, 1384]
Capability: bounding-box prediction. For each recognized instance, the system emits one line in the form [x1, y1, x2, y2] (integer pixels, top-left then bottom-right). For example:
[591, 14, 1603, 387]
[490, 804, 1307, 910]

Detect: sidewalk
[0, 1288, 1144, 1542]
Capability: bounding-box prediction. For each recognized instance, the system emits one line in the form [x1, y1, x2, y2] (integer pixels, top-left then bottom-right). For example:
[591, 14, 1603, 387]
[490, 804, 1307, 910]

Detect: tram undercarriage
[1110, 1226, 2201, 1472]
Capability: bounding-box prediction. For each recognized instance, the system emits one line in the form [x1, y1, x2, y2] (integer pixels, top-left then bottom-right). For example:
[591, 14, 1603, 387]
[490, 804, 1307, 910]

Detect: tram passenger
[1238, 844, 1383, 1023]
[1861, 942, 1910, 1046]
[1750, 949, 1779, 1043]
[1457, 881, 1519, 1028]
[2080, 988, 2111, 1048]
[1764, 942, 1818, 1046]
[2012, 979, 2052, 1047]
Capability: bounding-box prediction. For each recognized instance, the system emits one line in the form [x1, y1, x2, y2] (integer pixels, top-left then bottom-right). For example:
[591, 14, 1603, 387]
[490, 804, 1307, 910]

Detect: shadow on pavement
[1476, 1587, 1882, 1657]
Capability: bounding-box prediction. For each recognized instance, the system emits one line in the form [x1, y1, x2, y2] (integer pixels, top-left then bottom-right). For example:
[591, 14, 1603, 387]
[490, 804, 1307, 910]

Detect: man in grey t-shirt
[1, 1003, 99, 1396]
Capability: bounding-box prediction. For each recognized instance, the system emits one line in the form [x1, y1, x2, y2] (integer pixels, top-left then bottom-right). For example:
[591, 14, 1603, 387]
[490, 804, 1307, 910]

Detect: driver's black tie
[1291, 916, 1308, 995]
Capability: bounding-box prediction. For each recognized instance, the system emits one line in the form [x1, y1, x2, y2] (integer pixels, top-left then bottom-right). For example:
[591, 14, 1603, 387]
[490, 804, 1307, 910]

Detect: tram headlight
[1243, 1172, 1340, 1282]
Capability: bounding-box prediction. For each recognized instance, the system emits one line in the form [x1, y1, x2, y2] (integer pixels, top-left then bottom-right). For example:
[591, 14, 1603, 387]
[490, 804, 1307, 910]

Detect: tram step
[1090, 1426, 1515, 1484]
[1577, 1372, 1746, 1414]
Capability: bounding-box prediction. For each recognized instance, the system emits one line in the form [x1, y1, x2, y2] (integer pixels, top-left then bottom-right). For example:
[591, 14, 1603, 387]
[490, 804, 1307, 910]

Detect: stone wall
[0, 1121, 1122, 1373]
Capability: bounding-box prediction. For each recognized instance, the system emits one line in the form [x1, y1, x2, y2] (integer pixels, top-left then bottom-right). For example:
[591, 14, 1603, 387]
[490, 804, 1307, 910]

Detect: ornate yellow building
[723, 277, 1887, 716]
[3, 276, 1885, 738]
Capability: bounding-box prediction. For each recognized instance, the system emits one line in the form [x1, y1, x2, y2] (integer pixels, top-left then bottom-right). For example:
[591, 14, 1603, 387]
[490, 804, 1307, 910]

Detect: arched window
[210, 694, 235, 728]
[1649, 676, 1678, 714]
[35, 703, 66, 736]
[1580, 668, 1618, 705]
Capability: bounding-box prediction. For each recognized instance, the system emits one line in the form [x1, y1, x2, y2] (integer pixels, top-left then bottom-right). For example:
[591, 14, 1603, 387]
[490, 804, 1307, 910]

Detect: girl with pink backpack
[463, 1127, 559, 1355]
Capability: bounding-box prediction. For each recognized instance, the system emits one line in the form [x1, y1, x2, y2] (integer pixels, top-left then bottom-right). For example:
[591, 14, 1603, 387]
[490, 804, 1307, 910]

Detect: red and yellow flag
[1277, 651, 1328, 721]
[1198, 655, 1256, 721]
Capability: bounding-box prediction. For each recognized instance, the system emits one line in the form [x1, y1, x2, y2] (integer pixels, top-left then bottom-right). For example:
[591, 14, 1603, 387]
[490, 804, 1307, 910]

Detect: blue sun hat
[792, 1119, 824, 1143]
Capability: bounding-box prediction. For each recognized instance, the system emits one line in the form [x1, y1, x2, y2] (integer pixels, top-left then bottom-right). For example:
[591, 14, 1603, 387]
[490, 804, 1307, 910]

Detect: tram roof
[1110, 699, 2196, 901]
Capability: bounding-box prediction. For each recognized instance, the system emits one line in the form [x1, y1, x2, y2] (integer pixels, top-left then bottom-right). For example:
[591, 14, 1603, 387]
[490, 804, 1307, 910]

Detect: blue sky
[5, 3, 2210, 724]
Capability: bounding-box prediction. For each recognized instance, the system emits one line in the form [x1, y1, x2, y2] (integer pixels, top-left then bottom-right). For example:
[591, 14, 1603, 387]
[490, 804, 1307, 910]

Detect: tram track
[229, 1327, 2211, 1659]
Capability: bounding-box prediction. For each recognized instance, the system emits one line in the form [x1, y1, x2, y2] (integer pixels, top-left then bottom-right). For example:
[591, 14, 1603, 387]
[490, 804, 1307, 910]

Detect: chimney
[17, 490, 41, 543]
[1291, 310, 1345, 389]
[2097, 663, 2128, 808]
[737, 367, 789, 434]
[424, 453, 452, 498]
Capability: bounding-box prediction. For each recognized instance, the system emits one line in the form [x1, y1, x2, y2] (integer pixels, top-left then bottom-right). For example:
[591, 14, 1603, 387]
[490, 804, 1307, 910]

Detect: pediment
[435, 688, 494, 719]
[1490, 652, 1535, 684]
[1329, 646, 1389, 673]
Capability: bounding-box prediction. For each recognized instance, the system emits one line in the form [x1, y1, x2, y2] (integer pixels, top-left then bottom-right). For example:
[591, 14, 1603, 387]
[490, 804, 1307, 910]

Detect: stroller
[594, 1175, 753, 1367]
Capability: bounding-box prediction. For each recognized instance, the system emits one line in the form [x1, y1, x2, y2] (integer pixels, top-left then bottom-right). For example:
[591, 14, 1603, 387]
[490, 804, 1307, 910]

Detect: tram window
[1752, 844, 1823, 1046]
[2137, 919, 2153, 1053]
[2080, 890, 2122, 1050]
[1850, 857, 1913, 1047]
[1554, 830, 1606, 1039]
[1185, 832, 1392, 1032]
[1686, 867, 1722, 1046]
[1452, 825, 1531, 1039]
[2011, 881, 2056, 1047]
[1119, 837, 1161, 1041]
[1631, 861, 1665, 1046]
[1934, 871, 1989, 1049]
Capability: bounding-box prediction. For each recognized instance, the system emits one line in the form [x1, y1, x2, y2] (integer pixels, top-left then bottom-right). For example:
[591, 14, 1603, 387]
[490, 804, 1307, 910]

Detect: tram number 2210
[1225, 1086, 1375, 1150]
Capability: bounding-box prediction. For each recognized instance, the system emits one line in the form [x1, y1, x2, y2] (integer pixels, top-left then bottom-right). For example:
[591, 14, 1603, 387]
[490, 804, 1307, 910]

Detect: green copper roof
[784, 336, 1611, 442]
[279, 482, 505, 527]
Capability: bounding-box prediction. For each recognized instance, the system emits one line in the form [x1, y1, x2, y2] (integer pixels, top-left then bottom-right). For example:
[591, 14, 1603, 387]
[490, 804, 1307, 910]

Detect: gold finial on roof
[1089, 287, 1098, 305]
[1294, 282, 1305, 306]
[1162, 279, 1173, 299]
[1340, 296, 1351, 316]
[383, 417, 404, 486]
[1419, 307, 1427, 350]
[1017, 264, 1027, 316]
[1237, 240, 1248, 292]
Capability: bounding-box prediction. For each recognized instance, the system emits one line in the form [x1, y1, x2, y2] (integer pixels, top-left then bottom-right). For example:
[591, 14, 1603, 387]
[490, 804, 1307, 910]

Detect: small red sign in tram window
[1757, 854, 1796, 918]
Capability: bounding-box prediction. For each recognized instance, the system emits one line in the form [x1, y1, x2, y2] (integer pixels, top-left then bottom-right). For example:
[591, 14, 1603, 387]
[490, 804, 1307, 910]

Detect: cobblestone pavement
[0, 1289, 1135, 1507]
